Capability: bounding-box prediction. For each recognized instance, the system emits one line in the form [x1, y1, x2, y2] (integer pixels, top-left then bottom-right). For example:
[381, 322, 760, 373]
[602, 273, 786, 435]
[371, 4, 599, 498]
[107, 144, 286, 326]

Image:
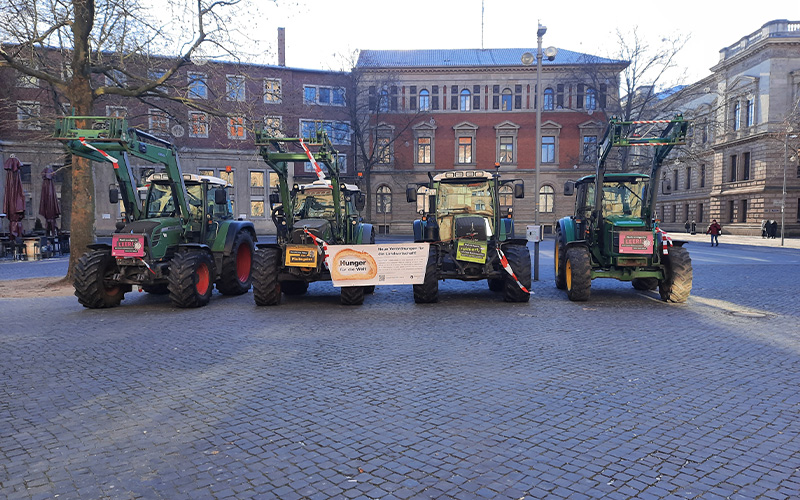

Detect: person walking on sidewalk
[706, 219, 722, 246]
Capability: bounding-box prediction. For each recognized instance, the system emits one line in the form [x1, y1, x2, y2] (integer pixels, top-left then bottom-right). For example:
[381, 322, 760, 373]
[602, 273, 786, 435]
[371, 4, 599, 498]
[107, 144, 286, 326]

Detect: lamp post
[782, 129, 797, 246]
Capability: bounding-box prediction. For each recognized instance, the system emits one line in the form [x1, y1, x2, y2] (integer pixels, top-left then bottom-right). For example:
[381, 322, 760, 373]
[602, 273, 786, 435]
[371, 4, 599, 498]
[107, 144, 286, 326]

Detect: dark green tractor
[406, 167, 530, 303]
[555, 115, 692, 302]
[54, 116, 256, 308]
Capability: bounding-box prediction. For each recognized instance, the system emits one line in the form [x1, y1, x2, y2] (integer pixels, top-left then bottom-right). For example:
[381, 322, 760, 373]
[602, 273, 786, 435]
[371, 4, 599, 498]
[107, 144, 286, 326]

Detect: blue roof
[356, 48, 627, 68]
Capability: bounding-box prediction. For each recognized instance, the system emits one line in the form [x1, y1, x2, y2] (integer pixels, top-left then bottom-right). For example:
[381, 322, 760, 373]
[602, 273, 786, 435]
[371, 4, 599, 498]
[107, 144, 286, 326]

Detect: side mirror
[355, 192, 366, 211]
[109, 188, 120, 204]
[661, 180, 672, 195]
[406, 187, 417, 203]
[514, 183, 524, 199]
[564, 181, 575, 196]
[269, 193, 280, 205]
[214, 188, 227, 205]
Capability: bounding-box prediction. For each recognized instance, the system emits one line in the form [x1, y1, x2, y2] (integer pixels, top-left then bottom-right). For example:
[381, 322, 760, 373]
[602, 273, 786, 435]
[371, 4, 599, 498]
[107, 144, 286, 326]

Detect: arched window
[419, 89, 430, 111]
[543, 88, 554, 110]
[499, 185, 513, 211]
[460, 89, 471, 111]
[501, 88, 513, 111]
[586, 88, 597, 110]
[376, 185, 392, 214]
[539, 185, 555, 213]
[379, 89, 389, 113]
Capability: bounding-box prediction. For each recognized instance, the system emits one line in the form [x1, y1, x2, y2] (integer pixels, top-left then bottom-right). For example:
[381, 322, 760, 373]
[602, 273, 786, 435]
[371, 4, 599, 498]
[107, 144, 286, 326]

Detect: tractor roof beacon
[251, 128, 374, 306]
[555, 115, 692, 303]
[406, 165, 531, 303]
[53, 116, 256, 309]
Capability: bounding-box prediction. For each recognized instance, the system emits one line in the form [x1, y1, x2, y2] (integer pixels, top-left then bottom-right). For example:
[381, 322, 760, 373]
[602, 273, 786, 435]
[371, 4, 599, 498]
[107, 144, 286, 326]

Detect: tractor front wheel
[659, 246, 693, 303]
[340, 286, 365, 306]
[74, 250, 127, 308]
[168, 250, 216, 308]
[502, 245, 531, 303]
[554, 231, 567, 290]
[253, 248, 281, 306]
[413, 248, 439, 303]
[565, 246, 592, 302]
[216, 231, 254, 295]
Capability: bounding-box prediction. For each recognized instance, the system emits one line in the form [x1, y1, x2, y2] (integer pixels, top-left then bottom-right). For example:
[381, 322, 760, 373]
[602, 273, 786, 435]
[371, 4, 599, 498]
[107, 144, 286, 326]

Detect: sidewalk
[665, 231, 800, 249]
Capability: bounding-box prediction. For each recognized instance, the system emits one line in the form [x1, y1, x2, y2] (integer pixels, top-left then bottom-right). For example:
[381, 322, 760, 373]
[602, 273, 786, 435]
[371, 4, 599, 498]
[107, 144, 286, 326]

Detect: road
[2, 240, 800, 499]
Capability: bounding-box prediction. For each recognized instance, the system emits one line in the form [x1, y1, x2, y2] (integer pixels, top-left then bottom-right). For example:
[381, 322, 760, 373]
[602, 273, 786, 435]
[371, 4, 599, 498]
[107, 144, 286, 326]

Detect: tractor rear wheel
[554, 231, 567, 290]
[340, 286, 365, 306]
[565, 246, 591, 302]
[168, 250, 216, 308]
[659, 246, 693, 303]
[74, 250, 127, 308]
[216, 231, 254, 295]
[502, 245, 531, 303]
[632, 277, 659, 291]
[280, 280, 308, 295]
[413, 248, 439, 303]
[253, 248, 281, 306]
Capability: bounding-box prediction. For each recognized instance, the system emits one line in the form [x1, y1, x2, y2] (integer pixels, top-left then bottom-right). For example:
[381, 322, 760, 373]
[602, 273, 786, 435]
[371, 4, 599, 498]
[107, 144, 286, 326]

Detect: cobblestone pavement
[2, 241, 800, 499]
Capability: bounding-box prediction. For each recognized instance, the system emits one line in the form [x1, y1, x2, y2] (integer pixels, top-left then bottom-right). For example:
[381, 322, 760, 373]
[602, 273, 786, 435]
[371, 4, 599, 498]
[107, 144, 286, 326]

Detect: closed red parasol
[39, 166, 61, 236]
[3, 156, 25, 238]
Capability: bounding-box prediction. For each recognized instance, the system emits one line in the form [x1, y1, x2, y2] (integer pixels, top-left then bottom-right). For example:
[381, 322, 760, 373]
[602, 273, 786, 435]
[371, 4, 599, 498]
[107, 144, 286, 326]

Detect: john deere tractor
[251, 130, 374, 306]
[54, 116, 256, 308]
[406, 167, 530, 303]
[555, 115, 692, 302]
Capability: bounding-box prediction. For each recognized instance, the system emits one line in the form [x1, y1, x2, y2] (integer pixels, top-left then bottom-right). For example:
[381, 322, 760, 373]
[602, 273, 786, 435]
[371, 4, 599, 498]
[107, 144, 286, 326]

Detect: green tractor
[54, 116, 256, 308]
[555, 115, 692, 302]
[406, 167, 530, 303]
[251, 130, 374, 306]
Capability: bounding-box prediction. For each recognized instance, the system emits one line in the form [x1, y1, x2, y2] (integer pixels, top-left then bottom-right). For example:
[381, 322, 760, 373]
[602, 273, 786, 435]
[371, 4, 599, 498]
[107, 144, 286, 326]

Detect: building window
[586, 88, 597, 110]
[106, 106, 127, 118]
[376, 185, 392, 214]
[458, 137, 473, 164]
[698, 203, 704, 223]
[729, 155, 738, 182]
[226, 75, 246, 102]
[740, 199, 748, 222]
[541, 136, 555, 163]
[539, 185, 555, 213]
[304, 85, 344, 106]
[700, 164, 706, 188]
[732, 100, 741, 131]
[742, 152, 751, 180]
[148, 109, 169, 135]
[746, 98, 754, 127]
[419, 89, 430, 111]
[728, 200, 735, 223]
[263, 116, 283, 137]
[686, 166, 692, 190]
[417, 137, 432, 164]
[377, 137, 392, 164]
[16, 101, 41, 130]
[582, 135, 597, 163]
[300, 120, 351, 145]
[228, 116, 246, 140]
[501, 89, 512, 111]
[250, 170, 267, 218]
[499, 136, 514, 164]
[556, 84, 564, 109]
[460, 89, 471, 111]
[543, 88, 554, 111]
[147, 69, 167, 90]
[673, 170, 679, 191]
[264, 79, 282, 103]
[188, 73, 207, 99]
[671, 204, 677, 223]
[189, 111, 209, 138]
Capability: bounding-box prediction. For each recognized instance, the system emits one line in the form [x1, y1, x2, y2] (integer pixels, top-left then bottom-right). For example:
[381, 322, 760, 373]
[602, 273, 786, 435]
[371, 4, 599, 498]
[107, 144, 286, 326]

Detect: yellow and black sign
[285, 244, 318, 267]
[456, 239, 488, 263]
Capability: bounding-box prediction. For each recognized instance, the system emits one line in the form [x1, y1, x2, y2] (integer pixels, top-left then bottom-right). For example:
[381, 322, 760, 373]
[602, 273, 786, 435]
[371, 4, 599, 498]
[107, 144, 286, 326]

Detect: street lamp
[782, 129, 797, 246]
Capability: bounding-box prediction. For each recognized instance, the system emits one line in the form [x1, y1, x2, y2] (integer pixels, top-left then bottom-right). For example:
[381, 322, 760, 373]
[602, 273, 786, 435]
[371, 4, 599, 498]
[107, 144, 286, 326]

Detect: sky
[241, 0, 797, 85]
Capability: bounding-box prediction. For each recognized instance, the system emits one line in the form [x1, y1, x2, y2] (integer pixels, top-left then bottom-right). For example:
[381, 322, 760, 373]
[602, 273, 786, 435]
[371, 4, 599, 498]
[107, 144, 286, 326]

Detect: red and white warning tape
[496, 248, 530, 294]
[79, 137, 119, 169]
[299, 139, 329, 184]
[656, 228, 673, 255]
[303, 228, 330, 269]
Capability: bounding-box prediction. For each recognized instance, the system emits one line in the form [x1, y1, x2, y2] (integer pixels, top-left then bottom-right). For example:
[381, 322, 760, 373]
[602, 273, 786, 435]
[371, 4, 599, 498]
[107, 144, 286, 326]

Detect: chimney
[278, 27, 285, 67]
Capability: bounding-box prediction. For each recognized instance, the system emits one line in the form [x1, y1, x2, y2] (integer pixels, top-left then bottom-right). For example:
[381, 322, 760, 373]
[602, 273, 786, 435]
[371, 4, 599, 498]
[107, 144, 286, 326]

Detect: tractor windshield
[601, 180, 645, 218]
[294, 188, 337, 219]
[437, 180, 494, 217]
[145, 182, 177, 218]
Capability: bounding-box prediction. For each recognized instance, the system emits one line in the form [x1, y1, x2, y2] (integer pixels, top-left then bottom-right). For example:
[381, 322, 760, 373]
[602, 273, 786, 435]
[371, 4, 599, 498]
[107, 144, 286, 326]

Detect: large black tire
[565, 246, 592, 302]
[142, 283, 170, 295]
[168, 250, 215, 308]
[413, 248, 439, 303]
[502, 245, 532, 303]
[488, 279, 503, 292]
[340, 286, 365, 306]
[252, 248, 281, 306]
[74, 250, 127, 308]
[659, 246, 693, 303]
[280, 280, 308, 295]
[216, 231, 254, 295]
[632, 277, 659, 291]
[554, 230, 567, 290]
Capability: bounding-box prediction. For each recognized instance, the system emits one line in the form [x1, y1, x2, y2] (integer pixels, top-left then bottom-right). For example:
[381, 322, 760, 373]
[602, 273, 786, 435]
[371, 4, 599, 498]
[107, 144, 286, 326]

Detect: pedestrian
[770, 220, 778, 238]
[684, 220, 691, 233]
[706, 219, 722, 246]
[761, 219, 768, 238]
[691, 220, 697, 235]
